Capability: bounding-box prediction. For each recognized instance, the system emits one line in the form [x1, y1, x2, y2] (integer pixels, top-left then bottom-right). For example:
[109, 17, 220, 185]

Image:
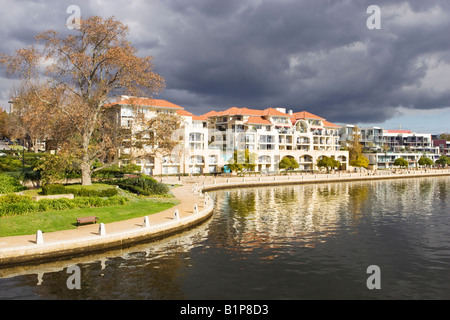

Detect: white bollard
[174, 209, 180, 220]
[98, 223, 106, 236]
[143, 216, 150, 228]
[36, 230, 44, 245]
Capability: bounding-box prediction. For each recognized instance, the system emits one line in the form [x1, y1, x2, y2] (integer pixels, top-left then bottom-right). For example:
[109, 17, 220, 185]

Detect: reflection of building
[218, 183, 352, 248]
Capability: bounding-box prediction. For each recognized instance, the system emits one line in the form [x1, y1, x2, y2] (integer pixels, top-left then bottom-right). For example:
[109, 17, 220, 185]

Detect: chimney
[288, 110, 293, 115]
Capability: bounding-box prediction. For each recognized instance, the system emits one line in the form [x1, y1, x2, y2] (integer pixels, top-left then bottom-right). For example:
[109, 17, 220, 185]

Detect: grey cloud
[0, 0, 449, 127]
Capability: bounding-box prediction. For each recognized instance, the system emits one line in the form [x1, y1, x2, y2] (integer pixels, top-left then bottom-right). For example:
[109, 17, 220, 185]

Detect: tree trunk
[34, 138, 39, 153]
[81, 161, 92, 185]
[81, 129, 93, 185]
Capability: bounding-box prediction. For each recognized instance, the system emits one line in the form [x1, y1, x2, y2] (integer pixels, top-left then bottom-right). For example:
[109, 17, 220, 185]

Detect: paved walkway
[0, 183, 212, 266]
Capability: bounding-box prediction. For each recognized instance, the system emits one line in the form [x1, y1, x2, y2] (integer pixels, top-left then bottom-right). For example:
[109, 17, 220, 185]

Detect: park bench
[76, 216, 99, 227]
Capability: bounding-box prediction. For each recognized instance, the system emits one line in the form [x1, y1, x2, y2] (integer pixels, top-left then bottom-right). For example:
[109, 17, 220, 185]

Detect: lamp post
[22, 138, 25, 173]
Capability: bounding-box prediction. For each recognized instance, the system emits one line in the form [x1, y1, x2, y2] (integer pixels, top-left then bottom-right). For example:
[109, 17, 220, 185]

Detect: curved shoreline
[0, 184, 213, 267]
[1, 169, 449, 267]
[201, 170, 450, 192]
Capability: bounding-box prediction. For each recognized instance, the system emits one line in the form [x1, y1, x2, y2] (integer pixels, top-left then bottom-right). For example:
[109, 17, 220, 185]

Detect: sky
[0, 0, 449, 134]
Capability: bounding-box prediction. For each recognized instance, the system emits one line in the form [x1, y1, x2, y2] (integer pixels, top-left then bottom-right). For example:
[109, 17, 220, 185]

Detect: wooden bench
[76, 216, 99, 227]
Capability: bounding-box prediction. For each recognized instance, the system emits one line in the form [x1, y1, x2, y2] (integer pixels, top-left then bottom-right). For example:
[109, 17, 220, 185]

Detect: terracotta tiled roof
[215, 107, 264, 116]
[385, 130, 412, 134]
[204, 107, 291, 117]
[261, 108, 290, 117]
[197, 110, 219, 120]
[177, 109, 204, 121]
[106, 98, 184, 110]
[176, 109, 193, 116]
[323, 120, 341, 128]
[245, 116, 272, 125]
[291, 111, 325, 120]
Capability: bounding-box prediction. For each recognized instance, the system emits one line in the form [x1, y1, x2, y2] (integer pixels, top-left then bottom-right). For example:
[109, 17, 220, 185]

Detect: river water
[1, 176, 450, 300]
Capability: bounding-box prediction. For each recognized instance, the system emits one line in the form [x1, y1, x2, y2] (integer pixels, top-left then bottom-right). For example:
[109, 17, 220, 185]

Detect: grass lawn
[0, 197, 178, 237]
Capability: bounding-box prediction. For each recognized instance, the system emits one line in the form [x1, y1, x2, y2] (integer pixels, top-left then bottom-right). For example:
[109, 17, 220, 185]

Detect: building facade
[202, 107, 348, 172]
[109, 97, 349, 175]
[339, 124, 440, 169]
[433, 139, 450, 156]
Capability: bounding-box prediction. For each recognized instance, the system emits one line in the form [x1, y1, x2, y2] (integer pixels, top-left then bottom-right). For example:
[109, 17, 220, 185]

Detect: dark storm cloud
[144, 0, 450, 123]
[1, 0, 449, 125]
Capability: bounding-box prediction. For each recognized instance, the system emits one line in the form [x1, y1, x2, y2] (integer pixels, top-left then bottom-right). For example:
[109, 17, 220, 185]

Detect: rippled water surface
[1, 177, 450, 299]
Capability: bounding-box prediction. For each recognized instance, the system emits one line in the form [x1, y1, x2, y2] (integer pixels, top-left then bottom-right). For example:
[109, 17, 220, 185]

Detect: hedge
[0, 195, 128, 217]
[109, 176, 169, 196]
[41, 184, 118, 197]
[0, 173, 26, 194]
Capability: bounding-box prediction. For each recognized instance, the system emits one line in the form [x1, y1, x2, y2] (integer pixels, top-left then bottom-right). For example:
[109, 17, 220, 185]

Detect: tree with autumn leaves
[346, 126, 369, 169]
[1, 16, 179, 185]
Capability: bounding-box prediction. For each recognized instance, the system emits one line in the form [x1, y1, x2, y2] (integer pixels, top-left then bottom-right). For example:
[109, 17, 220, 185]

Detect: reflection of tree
[228, 190, 256, 217]
[391, 181, 408, 194]
[347, 183, 370, 216]
[437, 180, 448, 203]
[275, 187, 298, 205]
[419, 180, 432, 197]
[317, 185, 339, 198]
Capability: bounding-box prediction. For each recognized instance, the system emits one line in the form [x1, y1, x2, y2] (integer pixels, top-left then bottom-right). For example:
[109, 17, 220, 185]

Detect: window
[209, 155, 217, 163]
[189, 133, 203, 141]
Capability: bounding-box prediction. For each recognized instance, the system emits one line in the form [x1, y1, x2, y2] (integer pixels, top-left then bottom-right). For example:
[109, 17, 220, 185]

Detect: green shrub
[0, 173, 26, 194]
[111, 176, 169, 196]
[0, 196, 129, 217]
[0, 194, 31, 204]
[0, 157, 23, 172]
[41, 184, 118, 197]
[41, 184, 67, 195]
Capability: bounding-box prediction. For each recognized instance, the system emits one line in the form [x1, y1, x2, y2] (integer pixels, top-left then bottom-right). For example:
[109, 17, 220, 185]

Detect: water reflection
[1, 177, 450, 299]
[216, 182, 369, 249]
[0, 220, 212, 299]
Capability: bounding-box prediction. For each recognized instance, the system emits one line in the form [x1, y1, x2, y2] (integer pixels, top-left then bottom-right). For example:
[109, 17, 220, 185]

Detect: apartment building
[339, 124, 440, 169]
[433, 139, 450, 156]
[201, 107, 348, 172]
[107, 96, 221, 175]
[108, 97, 349, 174]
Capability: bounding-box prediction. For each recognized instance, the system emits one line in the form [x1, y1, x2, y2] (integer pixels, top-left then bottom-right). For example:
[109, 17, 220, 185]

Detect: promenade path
[0, 183, 211, 266]
[1, 169, 449, 266]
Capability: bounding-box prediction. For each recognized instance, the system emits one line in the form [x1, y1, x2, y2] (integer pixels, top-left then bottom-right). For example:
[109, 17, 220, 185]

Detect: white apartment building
[107, 96, 221, 175]
[108, 98, 349, 174]
[202, 107, 348, 172]
[339, 124, 440, 169]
